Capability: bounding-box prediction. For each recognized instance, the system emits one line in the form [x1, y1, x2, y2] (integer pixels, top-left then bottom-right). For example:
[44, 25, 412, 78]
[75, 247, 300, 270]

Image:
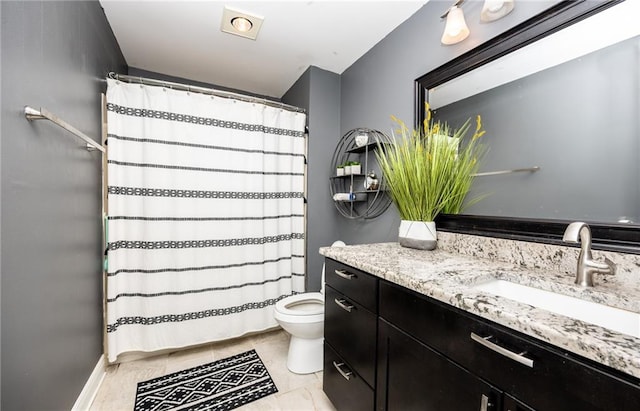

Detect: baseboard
[72, 355, 106, 411]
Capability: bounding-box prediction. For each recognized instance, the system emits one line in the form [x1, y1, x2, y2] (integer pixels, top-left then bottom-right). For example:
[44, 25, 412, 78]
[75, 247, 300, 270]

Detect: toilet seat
[274, 293, 324, 324]
[275, 292, 323, 316]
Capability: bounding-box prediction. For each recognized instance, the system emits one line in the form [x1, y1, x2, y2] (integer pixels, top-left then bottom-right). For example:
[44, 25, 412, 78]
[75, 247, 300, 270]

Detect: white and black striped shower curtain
[105, 78, 306, 362]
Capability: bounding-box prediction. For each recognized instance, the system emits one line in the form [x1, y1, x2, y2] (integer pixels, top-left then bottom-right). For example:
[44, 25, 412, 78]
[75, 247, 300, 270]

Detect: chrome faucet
[562, 222, 616, 287]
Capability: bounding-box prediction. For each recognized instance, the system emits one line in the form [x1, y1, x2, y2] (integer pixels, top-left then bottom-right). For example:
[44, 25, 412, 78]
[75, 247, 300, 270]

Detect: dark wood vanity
[323, 258, 378, 411]
[322, 257, 640, 411]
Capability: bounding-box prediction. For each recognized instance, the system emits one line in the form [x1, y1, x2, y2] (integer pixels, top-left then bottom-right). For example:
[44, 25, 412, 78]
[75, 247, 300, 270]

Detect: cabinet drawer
[324, 342, 374, 411]
[325, 285, 377, 387]
[465, 322, 640, 411]
[380, 280, 640, 411]
[325, 258, 378, 312]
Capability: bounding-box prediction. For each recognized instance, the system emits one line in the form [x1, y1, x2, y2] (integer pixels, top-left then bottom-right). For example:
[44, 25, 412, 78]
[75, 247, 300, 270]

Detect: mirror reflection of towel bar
[473, 166, 540, 177]
[24, 106, 105, 153]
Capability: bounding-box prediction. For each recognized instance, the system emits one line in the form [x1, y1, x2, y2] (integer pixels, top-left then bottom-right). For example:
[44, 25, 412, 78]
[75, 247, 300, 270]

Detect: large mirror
[415, 0, 640, 252]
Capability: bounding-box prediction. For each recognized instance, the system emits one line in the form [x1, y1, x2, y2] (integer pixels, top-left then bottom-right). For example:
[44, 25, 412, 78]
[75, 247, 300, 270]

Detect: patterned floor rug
[134, 349, 278, 411]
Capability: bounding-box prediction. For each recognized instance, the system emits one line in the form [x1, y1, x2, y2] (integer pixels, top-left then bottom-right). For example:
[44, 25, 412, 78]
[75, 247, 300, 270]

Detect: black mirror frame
[415, 0, 640, 254]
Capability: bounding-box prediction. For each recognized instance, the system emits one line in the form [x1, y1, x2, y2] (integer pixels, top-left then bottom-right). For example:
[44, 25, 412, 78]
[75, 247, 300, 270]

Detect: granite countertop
[319, 242, 640, 379]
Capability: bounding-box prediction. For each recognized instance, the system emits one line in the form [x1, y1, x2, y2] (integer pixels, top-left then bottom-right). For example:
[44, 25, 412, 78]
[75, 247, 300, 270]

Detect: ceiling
[100, 1, 429, 98]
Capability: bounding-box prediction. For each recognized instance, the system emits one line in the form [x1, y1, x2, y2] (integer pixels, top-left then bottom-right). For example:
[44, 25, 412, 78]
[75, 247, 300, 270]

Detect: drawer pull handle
[333, 361, 353, 381]
[480, 394, 494, 411]
[335, 269, 357, 280]
[334, 298, 355, 313]
[470, 332, 534, 368]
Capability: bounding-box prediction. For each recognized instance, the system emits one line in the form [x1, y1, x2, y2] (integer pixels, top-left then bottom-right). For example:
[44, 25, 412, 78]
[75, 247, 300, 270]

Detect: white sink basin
[472, 279, 640, 338]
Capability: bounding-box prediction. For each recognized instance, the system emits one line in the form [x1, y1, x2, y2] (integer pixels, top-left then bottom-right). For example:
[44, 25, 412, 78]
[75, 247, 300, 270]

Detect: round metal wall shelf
[330, 128, 393, 219]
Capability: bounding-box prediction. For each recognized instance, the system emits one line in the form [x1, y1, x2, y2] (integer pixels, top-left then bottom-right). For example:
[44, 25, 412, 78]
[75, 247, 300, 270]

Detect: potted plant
[350, 161, 361, 175]
[376, 105, 486, 250]
[343, 162, 352, 175]
[336, 164, 345, 176]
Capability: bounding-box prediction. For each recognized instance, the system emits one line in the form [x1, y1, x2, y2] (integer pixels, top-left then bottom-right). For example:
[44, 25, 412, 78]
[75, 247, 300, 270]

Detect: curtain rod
[108, 72, 306, 114]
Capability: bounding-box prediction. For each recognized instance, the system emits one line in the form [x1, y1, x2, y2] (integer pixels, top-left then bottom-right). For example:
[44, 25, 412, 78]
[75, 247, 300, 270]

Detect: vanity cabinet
[377, 319, 503, 410]
[378, 281, 640, 411]
[322, 258, 640, 410]
[323, 258, 379, 411]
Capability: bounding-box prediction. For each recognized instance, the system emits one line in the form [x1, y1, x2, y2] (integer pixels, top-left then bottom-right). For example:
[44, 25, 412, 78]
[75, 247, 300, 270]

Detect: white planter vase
[398, 220, 437, 250]
[351, 164, 361, 175]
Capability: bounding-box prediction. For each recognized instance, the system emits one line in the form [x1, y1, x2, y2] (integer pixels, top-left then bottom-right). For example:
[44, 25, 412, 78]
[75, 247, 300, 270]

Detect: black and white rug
[134, 349, 278, 411]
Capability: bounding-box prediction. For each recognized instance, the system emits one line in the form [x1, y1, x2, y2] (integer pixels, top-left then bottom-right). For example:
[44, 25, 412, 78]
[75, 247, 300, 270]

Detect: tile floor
[90, 329, 337, 411]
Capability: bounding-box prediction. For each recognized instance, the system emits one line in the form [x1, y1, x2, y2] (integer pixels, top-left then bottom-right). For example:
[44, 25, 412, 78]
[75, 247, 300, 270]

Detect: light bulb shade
[231, 17, 253, 32]
[481, 0, 515, 22]
[441, 6, 470, 45]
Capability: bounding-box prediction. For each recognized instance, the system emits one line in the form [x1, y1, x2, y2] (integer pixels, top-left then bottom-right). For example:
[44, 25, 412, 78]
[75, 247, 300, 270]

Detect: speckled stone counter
[319, 239, 640, 379]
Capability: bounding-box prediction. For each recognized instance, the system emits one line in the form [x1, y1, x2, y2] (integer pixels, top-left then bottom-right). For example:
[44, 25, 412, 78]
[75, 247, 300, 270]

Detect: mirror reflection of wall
[429, 2, 640, 225]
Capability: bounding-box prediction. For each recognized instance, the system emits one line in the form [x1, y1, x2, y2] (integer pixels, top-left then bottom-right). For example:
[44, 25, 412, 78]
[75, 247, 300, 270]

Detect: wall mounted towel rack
[24, 106, 105, 153]
[472, 166, 540, 177]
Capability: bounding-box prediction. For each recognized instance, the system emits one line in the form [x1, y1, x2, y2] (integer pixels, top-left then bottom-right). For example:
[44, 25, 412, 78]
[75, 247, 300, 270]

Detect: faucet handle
[603, 257, 617, 276]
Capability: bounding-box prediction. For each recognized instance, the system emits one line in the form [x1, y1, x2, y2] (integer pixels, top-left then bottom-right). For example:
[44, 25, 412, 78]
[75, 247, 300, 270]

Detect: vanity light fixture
[441, 1, 470, 46]
[221, 6, 264, 40]
[480, 0, 515, 22]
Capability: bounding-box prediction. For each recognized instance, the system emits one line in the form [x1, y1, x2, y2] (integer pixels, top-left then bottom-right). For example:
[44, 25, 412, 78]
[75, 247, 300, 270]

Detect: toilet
[274, 240, 345, 374]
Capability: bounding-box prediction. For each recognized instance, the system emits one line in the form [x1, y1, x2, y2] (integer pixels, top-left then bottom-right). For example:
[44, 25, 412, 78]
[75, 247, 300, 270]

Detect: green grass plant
[376, 105, 486, 221]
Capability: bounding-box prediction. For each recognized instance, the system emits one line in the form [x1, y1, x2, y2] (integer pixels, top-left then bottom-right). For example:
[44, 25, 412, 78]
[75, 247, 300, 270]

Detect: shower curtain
[105, 78, 306, 362]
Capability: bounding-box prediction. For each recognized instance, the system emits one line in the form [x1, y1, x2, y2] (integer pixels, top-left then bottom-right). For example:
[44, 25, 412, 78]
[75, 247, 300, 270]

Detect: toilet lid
[275, 293, 323, 316]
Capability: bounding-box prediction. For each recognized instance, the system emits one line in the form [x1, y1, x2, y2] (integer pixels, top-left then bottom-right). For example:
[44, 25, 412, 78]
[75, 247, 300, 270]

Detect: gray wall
[283, 66, 342, 292]
[1, 1, 126, 410]
[337, 0, 558, 245]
